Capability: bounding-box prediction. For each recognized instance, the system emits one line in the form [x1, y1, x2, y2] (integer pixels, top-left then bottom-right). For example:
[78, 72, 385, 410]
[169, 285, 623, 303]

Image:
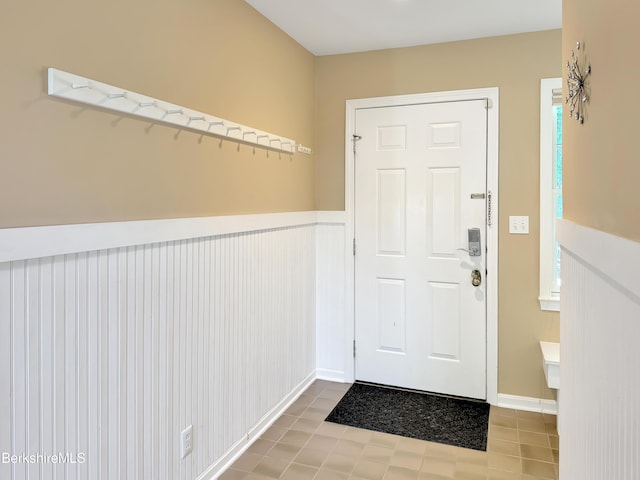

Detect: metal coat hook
[208, 121, 224, 130]
[269, 138, 281, 146]
[71, 83, 91, 90]
[226, 126, 241, 135]
[186, 116, 205, 127]
[281, 142, 294, 152]
[132, 101, 156, 114]
[107, 92, 127, 100]
[161, 109, 183, 120]
[243, 131, 256, 139]
[256, 135, 269, 141]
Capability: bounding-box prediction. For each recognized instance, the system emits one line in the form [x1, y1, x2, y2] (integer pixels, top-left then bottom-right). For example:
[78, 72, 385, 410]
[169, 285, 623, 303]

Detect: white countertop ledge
[540, 341, 560, 389]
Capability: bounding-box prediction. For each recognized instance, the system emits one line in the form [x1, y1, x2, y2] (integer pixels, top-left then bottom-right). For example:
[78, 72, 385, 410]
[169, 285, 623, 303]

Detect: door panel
[377, 125, 407, 150]
[429, 168, 460, 256]
[428, 281, 460, 361]
[376, 278, 406, 353]
[354, 100, 487, 399]
[428, 122, 461, 149]
[377, 169, 406, 255]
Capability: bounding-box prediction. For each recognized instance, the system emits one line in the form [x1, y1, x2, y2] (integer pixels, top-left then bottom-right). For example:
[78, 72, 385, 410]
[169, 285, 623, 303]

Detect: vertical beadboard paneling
[76, 252, 89, 480]
[26, 259, 39, 480]
[65, 254, 79, 480]
[40, 258, 54, 480]
[107, 249, 120, 480]
[12, 261, 27, 480]
[157, 243, 169, 480]
[0, 262, 11, 480]
[1, 221, 317, 480]
[316, 223, 347, 381]
[560, 243, 640, 480]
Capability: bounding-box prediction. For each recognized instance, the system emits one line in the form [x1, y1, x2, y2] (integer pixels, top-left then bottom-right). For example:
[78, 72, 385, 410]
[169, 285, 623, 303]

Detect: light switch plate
[509, 216, 529, 234]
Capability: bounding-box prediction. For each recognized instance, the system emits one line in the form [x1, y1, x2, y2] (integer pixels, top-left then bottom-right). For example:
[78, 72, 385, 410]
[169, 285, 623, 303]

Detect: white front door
[354, 99, 487, 399]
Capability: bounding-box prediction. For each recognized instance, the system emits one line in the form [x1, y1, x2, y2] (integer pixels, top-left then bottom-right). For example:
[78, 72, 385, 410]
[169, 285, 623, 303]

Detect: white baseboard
[197, 372, 317, 480]
[497, 393, 558, 415]
[316, 368, 348, 384]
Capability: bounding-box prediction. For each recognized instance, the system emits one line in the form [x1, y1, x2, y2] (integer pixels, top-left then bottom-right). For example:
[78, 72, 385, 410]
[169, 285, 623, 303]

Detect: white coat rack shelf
[47, 68, 296, 154]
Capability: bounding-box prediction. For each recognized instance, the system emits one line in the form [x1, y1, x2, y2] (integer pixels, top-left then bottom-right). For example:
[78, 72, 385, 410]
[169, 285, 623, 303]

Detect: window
[539, 78, 562, 311]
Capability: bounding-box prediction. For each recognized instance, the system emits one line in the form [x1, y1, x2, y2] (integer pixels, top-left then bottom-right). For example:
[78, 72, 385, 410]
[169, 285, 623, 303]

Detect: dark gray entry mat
[325, 382, 490, 451]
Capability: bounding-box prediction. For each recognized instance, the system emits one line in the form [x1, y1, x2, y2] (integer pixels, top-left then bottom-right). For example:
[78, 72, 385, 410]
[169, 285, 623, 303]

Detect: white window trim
[539, 78, 562, 311]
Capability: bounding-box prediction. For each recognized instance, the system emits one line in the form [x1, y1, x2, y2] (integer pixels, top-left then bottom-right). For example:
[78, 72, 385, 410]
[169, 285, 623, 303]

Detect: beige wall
[0, 0, 315, 228]
[562, 1, 640, 241]
[1, 0, 570, 400]
[315, 30, 562, 399]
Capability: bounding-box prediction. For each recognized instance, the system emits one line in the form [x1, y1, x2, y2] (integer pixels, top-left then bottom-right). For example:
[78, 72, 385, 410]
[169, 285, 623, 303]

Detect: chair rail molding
[0, 212, 327, 263]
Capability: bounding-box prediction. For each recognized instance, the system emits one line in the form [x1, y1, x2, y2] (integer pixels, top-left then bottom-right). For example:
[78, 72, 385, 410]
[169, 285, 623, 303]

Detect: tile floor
[219, 380, 559, 480]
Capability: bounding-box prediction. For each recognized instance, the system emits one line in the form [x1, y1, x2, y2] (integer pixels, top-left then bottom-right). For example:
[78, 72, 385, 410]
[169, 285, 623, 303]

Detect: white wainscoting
[0, 212, 348, 480]
[315, 213, 347, 382]
[558, 220, 640, 480]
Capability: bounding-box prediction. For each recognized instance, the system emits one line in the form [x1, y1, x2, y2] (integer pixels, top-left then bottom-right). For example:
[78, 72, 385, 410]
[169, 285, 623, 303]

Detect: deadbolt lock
[471, 269, 482, 287]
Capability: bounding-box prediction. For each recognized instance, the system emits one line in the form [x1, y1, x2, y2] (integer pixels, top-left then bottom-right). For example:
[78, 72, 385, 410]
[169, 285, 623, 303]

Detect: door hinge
[352, 134, 362, 154]
[353, 238, 356, 256]
[353, 340, 356, 358]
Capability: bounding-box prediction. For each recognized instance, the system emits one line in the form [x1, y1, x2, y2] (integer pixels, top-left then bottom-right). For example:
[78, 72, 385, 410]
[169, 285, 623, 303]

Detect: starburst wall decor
[565, 41, 592, 124]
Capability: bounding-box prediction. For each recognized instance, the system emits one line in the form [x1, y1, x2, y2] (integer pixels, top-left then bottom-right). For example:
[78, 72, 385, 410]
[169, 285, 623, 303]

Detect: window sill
[539, 296, 560, 312]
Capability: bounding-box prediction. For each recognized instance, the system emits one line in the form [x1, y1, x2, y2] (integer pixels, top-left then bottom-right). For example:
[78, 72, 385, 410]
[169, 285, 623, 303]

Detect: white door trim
[344, 88, 499, 405]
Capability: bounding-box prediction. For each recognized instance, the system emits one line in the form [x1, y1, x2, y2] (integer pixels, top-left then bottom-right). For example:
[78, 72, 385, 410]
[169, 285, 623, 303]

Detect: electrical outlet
[181, 425, 193, 459]
[509, 216, 529, 234]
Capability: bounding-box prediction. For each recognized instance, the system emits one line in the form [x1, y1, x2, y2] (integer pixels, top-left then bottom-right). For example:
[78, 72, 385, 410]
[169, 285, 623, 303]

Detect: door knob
[471, 269, 482, 287]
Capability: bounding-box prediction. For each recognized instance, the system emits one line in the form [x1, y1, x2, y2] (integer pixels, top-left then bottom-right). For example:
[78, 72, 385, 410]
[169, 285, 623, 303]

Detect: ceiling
[244, 0, 562, 56]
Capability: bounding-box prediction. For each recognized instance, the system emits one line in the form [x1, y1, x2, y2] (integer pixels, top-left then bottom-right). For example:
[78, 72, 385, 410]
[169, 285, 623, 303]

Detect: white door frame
[343, 88, 499, 405]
